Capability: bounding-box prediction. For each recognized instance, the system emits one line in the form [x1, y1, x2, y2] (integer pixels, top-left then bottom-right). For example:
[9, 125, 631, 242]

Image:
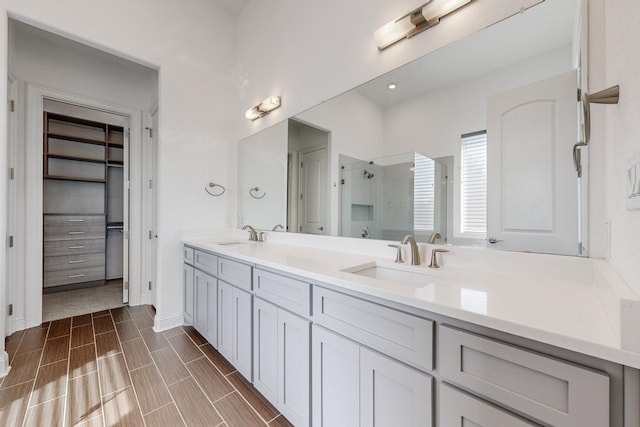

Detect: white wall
[602, 0, 640, 295]
[0, 0, 239, 333]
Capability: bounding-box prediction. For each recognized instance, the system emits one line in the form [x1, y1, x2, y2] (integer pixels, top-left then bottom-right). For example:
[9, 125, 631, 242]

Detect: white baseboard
[153, 313, 183, 333]
[0, 351, 10, 378]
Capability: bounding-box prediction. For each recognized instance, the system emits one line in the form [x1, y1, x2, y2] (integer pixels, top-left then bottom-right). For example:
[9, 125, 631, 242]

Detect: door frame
[10, 83, 152, 331]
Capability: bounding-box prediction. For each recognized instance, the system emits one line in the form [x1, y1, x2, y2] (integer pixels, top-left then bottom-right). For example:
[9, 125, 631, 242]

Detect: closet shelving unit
[43, 112, 124, 291]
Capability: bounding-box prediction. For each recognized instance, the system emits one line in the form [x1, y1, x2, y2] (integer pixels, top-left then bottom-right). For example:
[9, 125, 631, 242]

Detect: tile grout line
[108, 309, 148, 427]
[166, 327, 228, 425]
[60, 320, 73, 427]
[127, 306, 188, 427]
[92, 313, 108, 427]
[20, 322, 51, 427]
[180, 327, 273, 426]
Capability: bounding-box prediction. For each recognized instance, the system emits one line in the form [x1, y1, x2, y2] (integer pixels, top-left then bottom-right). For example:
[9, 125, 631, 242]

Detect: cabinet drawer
[194, 250, 218, 276]
[218, 257, 252, 291]
[183, 246, 195, 265]
[44, 266, 105, 287]
[43, 252, 105, 272]
[44, 215, 105, 226]
[44, 239, 105, 256]
[313, 286, 433, 371]
[440, 383, 539, 427]
[44, 225, 105, 241]
[254, 268, 311, 316]
[439, 325, 609, 427]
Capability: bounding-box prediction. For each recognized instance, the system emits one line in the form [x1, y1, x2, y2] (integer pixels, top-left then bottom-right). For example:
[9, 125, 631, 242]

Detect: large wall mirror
[237, 0, 588, 256]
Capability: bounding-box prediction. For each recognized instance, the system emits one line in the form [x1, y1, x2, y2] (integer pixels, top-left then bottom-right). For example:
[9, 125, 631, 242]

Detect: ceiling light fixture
[388, 83, 397, 89]
[245, 96, 281, 121]
[374, 0, 472, 51]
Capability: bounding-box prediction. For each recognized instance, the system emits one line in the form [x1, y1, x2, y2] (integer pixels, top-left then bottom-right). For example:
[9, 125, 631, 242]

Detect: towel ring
[249, 187, 266, 199]
[204, 182, 225, 197]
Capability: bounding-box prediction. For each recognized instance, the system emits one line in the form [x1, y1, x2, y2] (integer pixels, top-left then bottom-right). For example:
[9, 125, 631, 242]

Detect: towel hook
[204, 182, 225, 197]
[249, 187, 266, 199]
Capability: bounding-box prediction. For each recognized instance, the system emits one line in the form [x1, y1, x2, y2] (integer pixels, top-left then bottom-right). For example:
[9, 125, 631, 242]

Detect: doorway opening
[6, 19, 158, 332]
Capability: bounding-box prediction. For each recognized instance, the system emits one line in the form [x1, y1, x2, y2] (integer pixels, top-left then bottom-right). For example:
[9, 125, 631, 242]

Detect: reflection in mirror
[237, 0, 586, 256]
[340, 152, 447, 243]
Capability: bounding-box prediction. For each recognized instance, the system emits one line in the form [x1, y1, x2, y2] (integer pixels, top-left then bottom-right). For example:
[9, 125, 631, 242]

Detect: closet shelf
[45, 153, 106, 164]
[45, 132, 107, 146]
[44, 175, 106, 183]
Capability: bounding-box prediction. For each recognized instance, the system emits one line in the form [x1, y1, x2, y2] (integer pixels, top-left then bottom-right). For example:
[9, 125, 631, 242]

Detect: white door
[487, 70, 578, 255]
[122, 119, 130, 303]
[298, 147, 328, 234]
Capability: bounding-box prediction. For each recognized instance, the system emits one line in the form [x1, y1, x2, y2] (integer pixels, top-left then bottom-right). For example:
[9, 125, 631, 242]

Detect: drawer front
[44, 252, 105, 273]
[44, 266, 105, 287]
[439, 325, 609, 427]
[44, 239, 105, 256]
[44, 225, 105, 241]
[313, 286, 433, 371]
[254, 268, 311, 316]
[194, 250, 218, 276]
[44, 215, 105, 227]
[183, 246, 195, 265]
[218, 257, 252, 291]
[440, 383, 540, 427]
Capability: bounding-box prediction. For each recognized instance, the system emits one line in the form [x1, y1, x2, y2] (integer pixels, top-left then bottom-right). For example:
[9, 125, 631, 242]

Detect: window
[413, 152, 435, 231]
[460, 131, 487, 235]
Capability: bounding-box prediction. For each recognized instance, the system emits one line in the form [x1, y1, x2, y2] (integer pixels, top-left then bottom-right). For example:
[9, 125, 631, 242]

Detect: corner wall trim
[0, 352, 10, 378]
[153, 313, 183, 333]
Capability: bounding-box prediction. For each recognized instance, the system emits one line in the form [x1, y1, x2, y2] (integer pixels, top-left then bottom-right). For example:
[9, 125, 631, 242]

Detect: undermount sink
[215, 241, 250, 246]
[343, 262, 442, 287]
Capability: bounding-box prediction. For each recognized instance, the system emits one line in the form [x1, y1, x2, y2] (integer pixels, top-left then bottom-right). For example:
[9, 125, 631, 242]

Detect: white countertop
[183, 235, 640, 368]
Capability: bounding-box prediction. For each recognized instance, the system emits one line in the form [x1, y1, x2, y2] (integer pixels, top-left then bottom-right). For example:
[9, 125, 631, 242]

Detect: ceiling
[211, 0, 249, 17]
[356, 0, 580, 107]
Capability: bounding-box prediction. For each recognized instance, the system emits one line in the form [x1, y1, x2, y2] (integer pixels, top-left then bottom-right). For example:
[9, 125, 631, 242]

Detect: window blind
[414, 153, 435, 231]
[461, 131, 487, 234]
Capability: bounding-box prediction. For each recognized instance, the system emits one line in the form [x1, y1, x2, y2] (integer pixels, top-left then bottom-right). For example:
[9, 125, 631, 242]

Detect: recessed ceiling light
[388, 83, 397, 90]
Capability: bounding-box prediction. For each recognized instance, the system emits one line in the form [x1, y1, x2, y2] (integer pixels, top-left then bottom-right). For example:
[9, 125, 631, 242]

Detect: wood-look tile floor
[0, 306, 293, 427]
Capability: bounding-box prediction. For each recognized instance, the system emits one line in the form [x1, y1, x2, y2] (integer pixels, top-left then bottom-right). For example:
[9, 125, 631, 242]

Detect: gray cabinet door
[194, 270, 213, 336]
[183, 263, 194, 325]
[253, 297, 279, 404]
[217, 281, 234, 361]
[440, 383, 539, 427]
[312, 325, 359, 427]
[233, 285, 253, 382]
[360, 347, 433, 427]
[278, 308, 310, 427]
[207, 274, 218, 347]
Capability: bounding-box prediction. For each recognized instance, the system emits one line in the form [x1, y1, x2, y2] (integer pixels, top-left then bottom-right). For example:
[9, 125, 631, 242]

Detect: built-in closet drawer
[439, 325, 609, 427]
[253, 268, 311, 316]
[43, 214, 105, 227]
[43, 252, 105, 272]
[313, 286, 434, 371]
[44, 266, 106, 288]
[218, 257, 252, 291]
[183, 246, 195, 265]
[194, 250, 218, 276]
[440, 383, 540, 427]
[44, 239, 105, 257]
[44, 225, 105, 241]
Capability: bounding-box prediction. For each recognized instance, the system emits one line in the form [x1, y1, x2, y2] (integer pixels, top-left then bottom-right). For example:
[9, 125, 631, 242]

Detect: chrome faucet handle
[428, 248, 449, 269]
[387, 244, 404, 263]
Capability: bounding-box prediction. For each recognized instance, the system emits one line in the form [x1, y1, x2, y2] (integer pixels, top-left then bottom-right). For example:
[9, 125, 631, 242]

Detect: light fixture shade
[374, 15, 416, 50]
[245, 107, 262, 120]
[421, 0, 470, 21]
[260, 96, 281, 112]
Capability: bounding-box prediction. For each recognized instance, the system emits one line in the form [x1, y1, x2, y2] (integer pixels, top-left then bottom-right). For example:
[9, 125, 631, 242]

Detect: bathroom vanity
[182, 237, 640, 427]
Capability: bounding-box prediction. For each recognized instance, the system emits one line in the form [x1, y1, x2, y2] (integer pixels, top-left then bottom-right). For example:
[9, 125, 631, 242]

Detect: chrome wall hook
[249, 187, 266, 199]
[204, 182, 225, 197]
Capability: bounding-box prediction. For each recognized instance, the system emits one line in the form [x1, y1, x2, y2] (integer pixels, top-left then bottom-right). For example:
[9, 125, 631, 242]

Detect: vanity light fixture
[245, 95, 281, 121]
[375, 0, 472, 51]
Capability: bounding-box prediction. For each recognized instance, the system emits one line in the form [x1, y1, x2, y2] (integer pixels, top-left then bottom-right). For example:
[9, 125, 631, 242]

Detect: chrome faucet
[242, 225, 258, 241]
[272, 224, 284, 231]
[401, 235, 421, 265]
[428, 248, 449, 268]
[428, 232, 441, 244]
